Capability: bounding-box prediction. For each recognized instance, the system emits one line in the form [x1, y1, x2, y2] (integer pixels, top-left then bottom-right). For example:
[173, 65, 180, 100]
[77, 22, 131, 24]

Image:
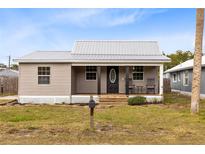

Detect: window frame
[85, 66, 97, 81]
[178, 73, 181, 81]
[173, 73, 177, 82]
[38, 66, 50, 85]
[132, 66, 144, 81]
[183, 71, 189, 86]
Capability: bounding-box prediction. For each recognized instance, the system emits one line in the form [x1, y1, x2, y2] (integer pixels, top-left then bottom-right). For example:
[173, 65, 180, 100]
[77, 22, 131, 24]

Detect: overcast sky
[0, 8, 200, 64]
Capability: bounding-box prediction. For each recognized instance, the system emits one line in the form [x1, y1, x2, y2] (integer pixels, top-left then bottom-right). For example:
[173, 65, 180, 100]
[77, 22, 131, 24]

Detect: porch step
[99, 95, 128, 105]
[100, 95, 128, 98]
[99, 101, 127, 104]
[99, 98, 128, 102]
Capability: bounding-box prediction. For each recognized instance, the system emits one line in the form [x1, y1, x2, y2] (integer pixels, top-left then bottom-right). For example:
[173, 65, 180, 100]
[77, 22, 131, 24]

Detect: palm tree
[191, 8, 204, 114]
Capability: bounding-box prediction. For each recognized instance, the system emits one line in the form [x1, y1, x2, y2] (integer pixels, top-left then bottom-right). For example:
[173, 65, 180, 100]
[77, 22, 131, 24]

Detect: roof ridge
[75, 40, 158, 42]
[71, 53, 162, 56]
[35, 50, 71, 52]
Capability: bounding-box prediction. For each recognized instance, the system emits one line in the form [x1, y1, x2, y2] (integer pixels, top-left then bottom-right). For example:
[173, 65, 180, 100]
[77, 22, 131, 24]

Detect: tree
[163, 50, 194, 71]
[191, 8, 204, 114]
[0, 63, 6, 68]
[11, 64, 18, 70]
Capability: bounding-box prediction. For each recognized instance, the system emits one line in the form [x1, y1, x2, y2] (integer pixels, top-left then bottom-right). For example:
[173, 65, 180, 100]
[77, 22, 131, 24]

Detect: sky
[0, 8, 199, 64]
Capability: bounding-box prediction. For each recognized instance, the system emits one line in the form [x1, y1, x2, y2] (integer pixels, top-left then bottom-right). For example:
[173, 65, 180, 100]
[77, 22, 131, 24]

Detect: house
[0, 63, 6, 71]
[164, 55, 205, 98]
[0, 69, 18, 95]
[0, 69, 18, 77]
[14, 40, 170, 104]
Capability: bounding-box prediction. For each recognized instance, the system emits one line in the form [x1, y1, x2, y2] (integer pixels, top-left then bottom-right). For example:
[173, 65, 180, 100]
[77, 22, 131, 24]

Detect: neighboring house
[0, 68, 6, 71]
[0, 69, 18, 77]
[0, 63, 6, 71]
[0, 69, 19, 95]
[14, 40, 170, 104]
[164, 55, 205, 98]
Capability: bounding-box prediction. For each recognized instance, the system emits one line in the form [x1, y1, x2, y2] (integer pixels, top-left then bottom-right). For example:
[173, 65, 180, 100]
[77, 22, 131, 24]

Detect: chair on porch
[146, 78, 155, 94]
[128, 78, 135, 94]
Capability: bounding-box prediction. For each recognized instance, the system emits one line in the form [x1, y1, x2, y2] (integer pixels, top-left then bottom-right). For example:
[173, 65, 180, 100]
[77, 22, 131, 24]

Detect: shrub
[128, 96, 146, 105]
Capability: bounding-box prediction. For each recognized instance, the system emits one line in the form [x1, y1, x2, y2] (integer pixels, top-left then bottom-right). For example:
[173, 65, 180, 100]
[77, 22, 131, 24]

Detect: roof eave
[14, 59, 171, 63]
[165, 65, 198, 73]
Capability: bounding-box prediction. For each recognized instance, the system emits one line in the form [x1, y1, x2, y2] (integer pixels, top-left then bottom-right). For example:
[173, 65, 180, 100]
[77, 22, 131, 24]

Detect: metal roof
[14, 51, 170, 63]
[17, 51, 72, 60]
[14, 40, 170, 63]
[72, 40, 161, 55]
[164, 55, 205, 73]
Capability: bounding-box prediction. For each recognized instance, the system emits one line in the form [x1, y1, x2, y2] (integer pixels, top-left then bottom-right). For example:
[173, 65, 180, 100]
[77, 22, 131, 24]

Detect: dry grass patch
[0, 99, 15, 105]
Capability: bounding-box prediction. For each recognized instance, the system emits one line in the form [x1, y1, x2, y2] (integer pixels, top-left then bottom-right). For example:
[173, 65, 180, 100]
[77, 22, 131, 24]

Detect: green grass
[0, 93, 205, 144]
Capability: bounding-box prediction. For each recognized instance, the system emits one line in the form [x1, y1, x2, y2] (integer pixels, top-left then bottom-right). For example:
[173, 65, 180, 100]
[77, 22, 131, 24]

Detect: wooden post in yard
[90, 108, 94, 129]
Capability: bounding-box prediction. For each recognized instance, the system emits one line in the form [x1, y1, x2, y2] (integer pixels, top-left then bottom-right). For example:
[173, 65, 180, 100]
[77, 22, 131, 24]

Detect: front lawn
[0, 93, 205, 144]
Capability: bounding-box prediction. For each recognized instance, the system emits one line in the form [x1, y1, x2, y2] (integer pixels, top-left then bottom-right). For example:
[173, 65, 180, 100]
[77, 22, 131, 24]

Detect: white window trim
[183, 71, 189, 86]
[38, 66, 51, 85]
[132, 66, 144, 81]
[173, 73, 177, 83]
[85, 66, 97, 81]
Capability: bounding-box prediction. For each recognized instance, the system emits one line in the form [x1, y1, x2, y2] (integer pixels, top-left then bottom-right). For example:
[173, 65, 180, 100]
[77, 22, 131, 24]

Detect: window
[173, 73, 177, 82]
[109, 68, 116, 83]
[178, 73, 181, 81]
[86, 66, 97, 80]
[133, 66, 144, 80]
[38, 67, 50, 84]
[183, 71, 189, 86]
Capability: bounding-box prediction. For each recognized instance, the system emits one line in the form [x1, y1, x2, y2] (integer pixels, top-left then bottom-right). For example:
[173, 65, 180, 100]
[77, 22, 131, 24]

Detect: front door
[107, 66, 119, 93]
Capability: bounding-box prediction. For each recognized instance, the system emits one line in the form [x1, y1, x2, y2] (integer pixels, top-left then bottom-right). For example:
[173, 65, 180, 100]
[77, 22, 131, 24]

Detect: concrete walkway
[0, 95, 18, 100]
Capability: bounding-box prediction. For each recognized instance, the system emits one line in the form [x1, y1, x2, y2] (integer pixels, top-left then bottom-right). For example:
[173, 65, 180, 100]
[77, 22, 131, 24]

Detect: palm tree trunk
[191, 8, 204, 114]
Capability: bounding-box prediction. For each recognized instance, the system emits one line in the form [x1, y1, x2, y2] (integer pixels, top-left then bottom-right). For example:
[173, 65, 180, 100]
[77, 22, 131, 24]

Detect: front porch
[71, 93, 163, 104]
[71, 64, 164, 96]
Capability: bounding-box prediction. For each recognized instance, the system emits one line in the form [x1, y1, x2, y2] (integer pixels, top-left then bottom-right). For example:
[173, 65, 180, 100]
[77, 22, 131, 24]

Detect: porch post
[97, 66, 101, 95]
[125, 66, 129, 95]
[159, 64, 164, 95]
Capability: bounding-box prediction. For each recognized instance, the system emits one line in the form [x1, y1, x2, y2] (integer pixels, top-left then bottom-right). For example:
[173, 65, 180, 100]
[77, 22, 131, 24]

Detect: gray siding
[72, 66, 159, 94]
[71, 67, 76, 95]
[170, 71, 183, 90]
[73, 66, 107, 94]
[201, 69, 205, 94]
[119, 66, 126, 93]
[170, 68, 205, 94]
[75, 66, 97, 94]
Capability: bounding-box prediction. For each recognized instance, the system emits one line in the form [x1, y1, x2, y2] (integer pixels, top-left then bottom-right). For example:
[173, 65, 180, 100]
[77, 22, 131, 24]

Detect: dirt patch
[0, 99, 19, 106]
[96, 123, 113, 132]
[48, 128, 71, 135]
[6, 128, 40, 137]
